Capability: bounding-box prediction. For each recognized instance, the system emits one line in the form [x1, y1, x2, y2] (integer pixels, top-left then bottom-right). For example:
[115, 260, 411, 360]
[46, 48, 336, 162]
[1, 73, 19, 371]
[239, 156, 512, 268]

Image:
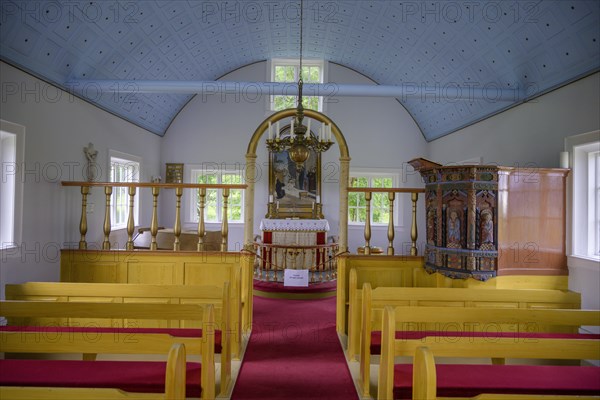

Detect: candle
[267, 121, 272, 140]
[312, 201, 315, 210]
[328, 124, 332, 141]
[290, 118, 295, 138]
[276, 121, 280, 139]
[269, 194, 274, 203]
[306, 118, 311, 136]
[276, 201, 279, 209]
[316, 195, 321, 203]
[320, 122, 325, 142]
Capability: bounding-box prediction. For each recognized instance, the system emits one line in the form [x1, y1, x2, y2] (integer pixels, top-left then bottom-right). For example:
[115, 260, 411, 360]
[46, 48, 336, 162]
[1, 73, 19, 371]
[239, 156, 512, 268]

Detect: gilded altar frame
[266, 125, 322, 219]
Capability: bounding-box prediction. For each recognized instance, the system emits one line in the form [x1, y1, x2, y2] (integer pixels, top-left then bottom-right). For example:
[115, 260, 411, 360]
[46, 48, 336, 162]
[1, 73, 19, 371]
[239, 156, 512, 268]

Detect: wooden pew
[378, 306, 600, 400]
[348, 280, 581, 362]
[356, 283, 586, 396]
[410, 344, 600, 400]
[0, 303, 217, 400]
[0, 342, 187, 400]
[3, 283, 232, 396]
[5, 281, 242, 360]
[59, 248, 254, 342]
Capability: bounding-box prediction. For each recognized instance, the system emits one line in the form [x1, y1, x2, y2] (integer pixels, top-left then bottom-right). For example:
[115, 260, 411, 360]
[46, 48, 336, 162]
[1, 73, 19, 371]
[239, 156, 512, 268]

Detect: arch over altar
[244, 108, 350, 253]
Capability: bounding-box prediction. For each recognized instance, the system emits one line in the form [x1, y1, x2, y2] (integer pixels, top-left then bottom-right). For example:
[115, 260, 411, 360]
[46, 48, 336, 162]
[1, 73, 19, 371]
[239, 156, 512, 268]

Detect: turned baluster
[102, 186, 112, 250]
[410, 192, 419, 256]
[387, 191, 395, 255]
[150, 186, 160, 251]
[173, 187, 183, 251]
[363, 191, 372, 255]
[79, 186, 89, 249]
[220, 188, 229, 252]
[197, 188, 206, 251]
[126, 186, 136, 250]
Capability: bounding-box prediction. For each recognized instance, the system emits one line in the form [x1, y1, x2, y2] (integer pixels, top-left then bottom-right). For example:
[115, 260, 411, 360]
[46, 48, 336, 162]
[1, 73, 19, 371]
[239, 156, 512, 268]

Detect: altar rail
[347, 187, 425, 255]
[62, 181, 247, 251]
[253, 242, 340, 283]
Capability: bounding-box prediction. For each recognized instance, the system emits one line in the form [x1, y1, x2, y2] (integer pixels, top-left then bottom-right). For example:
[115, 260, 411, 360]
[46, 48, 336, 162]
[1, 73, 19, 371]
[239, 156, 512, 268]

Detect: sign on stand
[284, 269, 309, 287]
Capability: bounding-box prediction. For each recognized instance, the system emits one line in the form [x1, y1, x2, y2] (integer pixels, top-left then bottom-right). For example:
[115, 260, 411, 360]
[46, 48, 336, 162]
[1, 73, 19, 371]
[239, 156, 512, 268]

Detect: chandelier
[265, 0, 333, 169]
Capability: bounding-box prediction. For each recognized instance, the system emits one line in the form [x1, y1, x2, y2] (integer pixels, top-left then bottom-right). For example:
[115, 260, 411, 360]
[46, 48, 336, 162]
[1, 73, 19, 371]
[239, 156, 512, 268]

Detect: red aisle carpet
[231, 295, 358, 400]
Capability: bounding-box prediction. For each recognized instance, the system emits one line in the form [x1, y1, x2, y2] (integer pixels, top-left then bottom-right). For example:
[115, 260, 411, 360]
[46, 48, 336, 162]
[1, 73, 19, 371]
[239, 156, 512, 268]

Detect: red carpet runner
[231, 296, 358, 400]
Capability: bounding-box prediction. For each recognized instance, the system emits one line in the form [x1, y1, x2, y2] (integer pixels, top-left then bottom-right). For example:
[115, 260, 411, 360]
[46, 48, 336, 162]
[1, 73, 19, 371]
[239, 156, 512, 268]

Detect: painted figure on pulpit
[481, 210, 494, 244]
[447, 210, 461, 245]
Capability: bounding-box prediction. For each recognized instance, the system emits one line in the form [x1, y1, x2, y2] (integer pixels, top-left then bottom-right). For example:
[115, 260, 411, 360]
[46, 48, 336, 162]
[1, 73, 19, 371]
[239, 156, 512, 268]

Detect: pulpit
[409, 158, 569, 281]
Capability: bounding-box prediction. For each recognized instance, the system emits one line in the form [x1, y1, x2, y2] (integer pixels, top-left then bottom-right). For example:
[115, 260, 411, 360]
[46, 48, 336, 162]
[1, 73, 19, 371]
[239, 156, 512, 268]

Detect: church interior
[0, 1, 599, 399]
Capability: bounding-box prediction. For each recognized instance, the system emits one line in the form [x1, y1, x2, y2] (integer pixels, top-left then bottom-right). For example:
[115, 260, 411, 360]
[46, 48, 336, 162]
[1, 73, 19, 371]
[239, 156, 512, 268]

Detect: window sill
[567, 254, 600, 271]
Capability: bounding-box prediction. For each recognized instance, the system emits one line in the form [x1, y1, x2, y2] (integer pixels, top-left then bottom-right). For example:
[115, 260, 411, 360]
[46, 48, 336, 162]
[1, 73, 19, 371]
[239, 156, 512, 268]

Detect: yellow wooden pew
[378, 306, 600, 400]
[2, 283, 232, 396]
[349, 280, 581, 362]
[0, 304, 217, 399]
[5, 281, 242, 360]
[357, 284, 589, 397]
[0, 343, 187, 400]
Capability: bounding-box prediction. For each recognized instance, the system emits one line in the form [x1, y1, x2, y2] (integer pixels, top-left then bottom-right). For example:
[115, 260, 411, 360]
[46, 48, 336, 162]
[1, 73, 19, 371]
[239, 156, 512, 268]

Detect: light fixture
[266, 0, 333, 169]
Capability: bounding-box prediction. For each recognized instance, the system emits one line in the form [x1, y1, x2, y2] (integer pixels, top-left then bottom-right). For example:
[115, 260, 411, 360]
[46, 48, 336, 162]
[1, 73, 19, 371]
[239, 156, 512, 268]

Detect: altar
[259, 219, 330, 271]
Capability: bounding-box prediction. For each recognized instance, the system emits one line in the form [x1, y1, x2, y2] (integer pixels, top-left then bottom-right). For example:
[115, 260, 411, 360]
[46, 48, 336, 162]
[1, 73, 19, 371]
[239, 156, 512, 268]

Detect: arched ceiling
[1, 0, 598, 141]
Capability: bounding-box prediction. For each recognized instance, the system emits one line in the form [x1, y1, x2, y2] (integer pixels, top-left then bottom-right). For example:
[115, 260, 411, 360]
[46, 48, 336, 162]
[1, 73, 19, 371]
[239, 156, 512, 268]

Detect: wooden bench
[0, 304, 217, 399]
[5, 281, 242, 359]
[377, 306, 600, 400]
[0, 342, 187, 400]
[3, 282, 233, 395]
[59, 248, 254, 342]
[349, 280, 581, 361]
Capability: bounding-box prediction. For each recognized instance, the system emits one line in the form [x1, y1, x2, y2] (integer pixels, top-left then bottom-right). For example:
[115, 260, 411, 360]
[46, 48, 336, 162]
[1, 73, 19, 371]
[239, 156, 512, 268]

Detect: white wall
[160, 61, 428, 251]
[428, 73, 600, 167]
[0, 61, 161, 299]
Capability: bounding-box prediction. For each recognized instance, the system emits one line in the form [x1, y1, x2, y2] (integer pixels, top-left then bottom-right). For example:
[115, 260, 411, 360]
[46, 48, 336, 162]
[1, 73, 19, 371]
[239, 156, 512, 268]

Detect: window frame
[108, 150, 141, 230]
[187, 165, 245, 225]
[0, 120, 25, 251]
[566, 130, 600, 262]
[267, 58, 326, 113]
[348, 169, 402, 227]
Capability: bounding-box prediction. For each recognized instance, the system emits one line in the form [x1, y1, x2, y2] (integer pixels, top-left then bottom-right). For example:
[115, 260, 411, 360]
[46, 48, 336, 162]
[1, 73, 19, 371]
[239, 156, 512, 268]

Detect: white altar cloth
[259, 219, 330, 232]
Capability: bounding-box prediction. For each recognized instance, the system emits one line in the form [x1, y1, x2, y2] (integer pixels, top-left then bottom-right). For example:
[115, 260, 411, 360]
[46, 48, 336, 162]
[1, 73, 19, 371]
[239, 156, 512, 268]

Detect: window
[588, 149, 599, 257]
[270, 59, 324, 112]
[348, 171, 399, 225]
[189, 167, 244, 223]
[0, 120, 24, 250]
[109, 151, 140, 230]
[568, 131, 600, 260]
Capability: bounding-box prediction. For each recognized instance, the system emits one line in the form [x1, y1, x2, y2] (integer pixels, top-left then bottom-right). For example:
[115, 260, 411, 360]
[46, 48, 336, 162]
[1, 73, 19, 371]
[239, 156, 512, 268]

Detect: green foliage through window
[349, 174, 395, 225]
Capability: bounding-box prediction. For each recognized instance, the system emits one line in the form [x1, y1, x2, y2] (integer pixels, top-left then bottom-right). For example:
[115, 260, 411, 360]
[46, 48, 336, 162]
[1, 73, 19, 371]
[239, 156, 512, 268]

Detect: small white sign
[283, 269, 309, 287]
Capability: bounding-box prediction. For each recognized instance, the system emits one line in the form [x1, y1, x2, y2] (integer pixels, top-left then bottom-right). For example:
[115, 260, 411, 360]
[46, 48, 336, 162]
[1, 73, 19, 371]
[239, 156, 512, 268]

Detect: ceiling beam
[66, 80, 522, 102]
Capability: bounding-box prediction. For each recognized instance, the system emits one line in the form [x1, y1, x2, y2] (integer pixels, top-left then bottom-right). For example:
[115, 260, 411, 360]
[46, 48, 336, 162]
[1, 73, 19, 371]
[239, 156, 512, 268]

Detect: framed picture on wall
[268, 125, 321, 219]
[165, 163, 184, 183]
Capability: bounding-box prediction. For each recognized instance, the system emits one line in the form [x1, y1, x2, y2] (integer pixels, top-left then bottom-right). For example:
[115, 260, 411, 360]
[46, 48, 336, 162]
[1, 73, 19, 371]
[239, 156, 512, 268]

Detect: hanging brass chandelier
[265, 0, 333, 169]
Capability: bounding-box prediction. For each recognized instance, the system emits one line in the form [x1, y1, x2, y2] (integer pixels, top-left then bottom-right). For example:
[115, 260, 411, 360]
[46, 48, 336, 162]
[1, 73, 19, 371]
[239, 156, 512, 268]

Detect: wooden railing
[347, 187, 425, 256]
[252, 242, 340, 283]
[61, 182, 247, 251]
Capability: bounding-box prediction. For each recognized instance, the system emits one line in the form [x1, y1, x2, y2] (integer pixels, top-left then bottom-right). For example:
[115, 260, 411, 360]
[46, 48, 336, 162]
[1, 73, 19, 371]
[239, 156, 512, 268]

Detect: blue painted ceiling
[1, 0, 598, 141]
